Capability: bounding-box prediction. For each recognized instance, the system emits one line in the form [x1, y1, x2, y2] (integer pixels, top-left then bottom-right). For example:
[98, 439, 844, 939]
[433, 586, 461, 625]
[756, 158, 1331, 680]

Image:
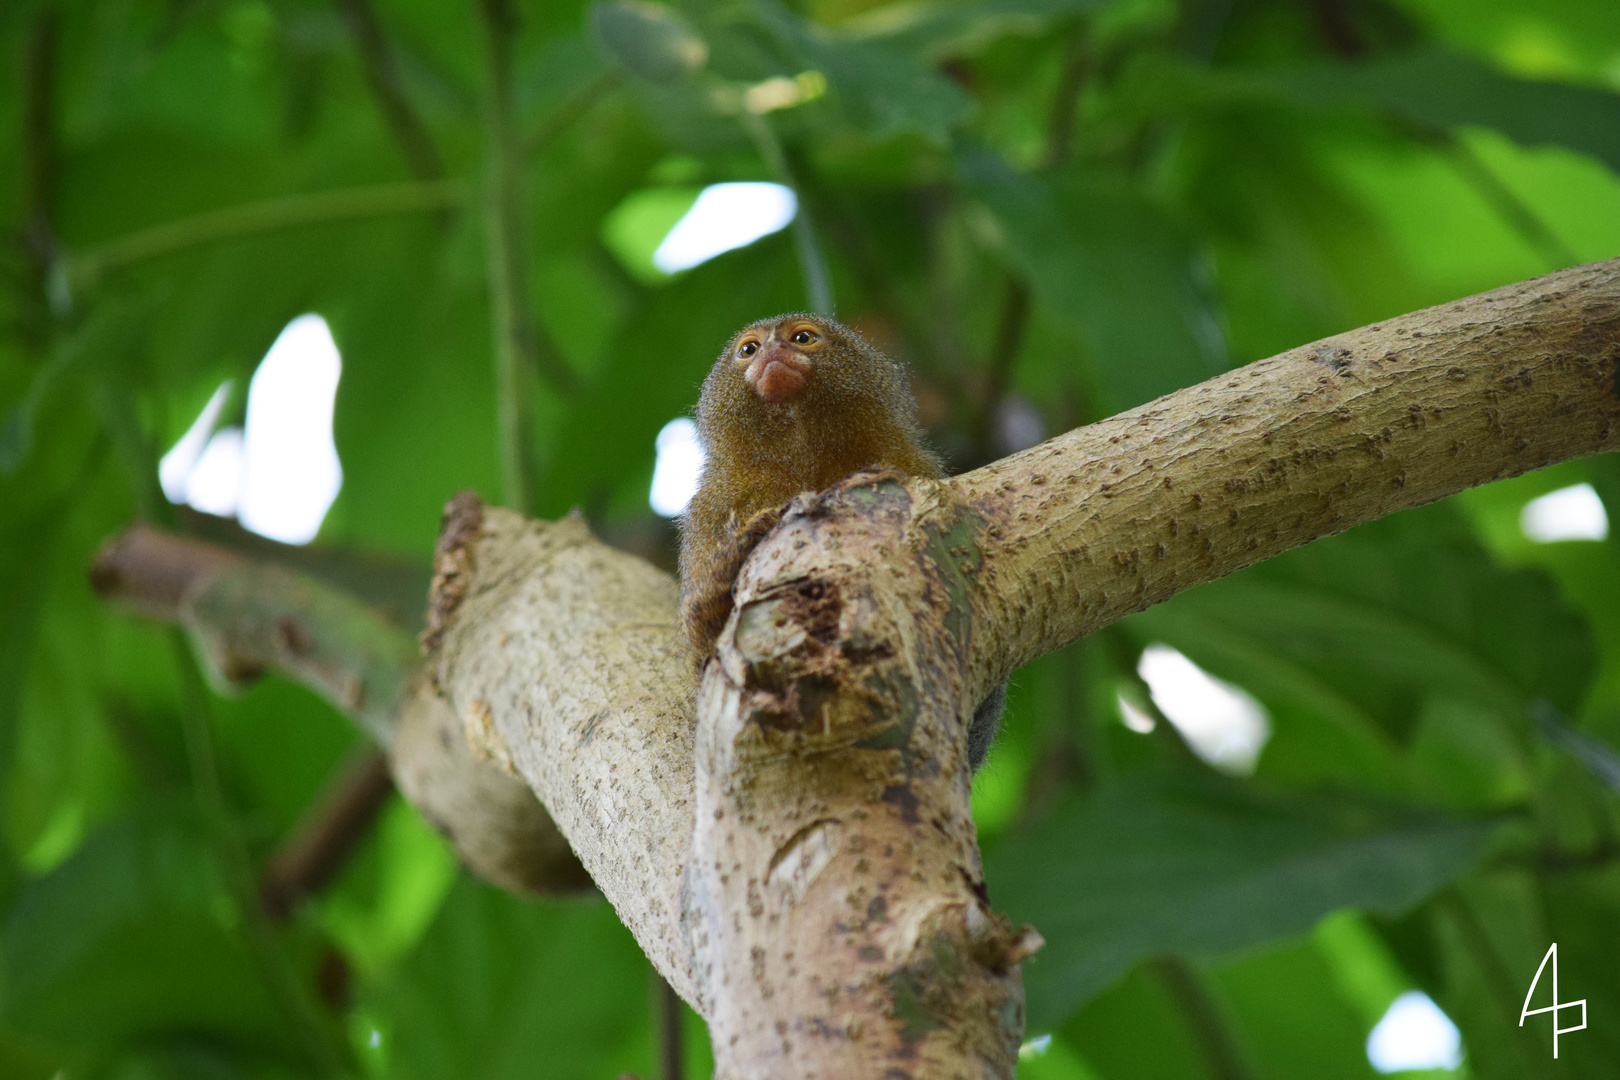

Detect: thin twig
[658, 973, 686, 1080]
[262, 748, 396, 922]
[97, 362, 345, 1071]
[975, 21, 1091, 462]
[1305, 0, 1366, 59]
[1042, 21, 1090, 172]
[1435, 887, 1557, 1080]
[1443, 136, 1579, 271]
[336, 0, 445, 181]
[479, 0, 577, 512]
[20, 10, 60, 336]
[1151, 956, 1256, 1080]
[969, 276, 1030, 463]
[741, 111, 835, 317]
[171, 633, 349, 1076]
[527, 70, 624, 156]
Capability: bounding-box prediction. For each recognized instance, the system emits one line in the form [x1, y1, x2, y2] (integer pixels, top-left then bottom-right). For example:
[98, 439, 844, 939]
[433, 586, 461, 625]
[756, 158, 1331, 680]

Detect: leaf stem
[479, 0, 579, 512]
[1442, 135, 1579, 271]
[67, 179, 465, 293]
[170, 632, 349, 1077]
[975, 21, 1090, 463]
[20, 10, 60, 339]
[481, 0, 537, 512]
[658, 972, 686, 1080]
[527, 69, 624, 156]
[1151, 956, 1256, 1080]
[336, 0, 445, 181]
[741, 112, 835, 317]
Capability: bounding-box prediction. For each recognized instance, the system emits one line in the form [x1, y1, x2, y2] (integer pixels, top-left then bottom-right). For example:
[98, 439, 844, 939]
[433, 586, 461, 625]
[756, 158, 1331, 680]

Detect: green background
[2, 0, 1619, 1077]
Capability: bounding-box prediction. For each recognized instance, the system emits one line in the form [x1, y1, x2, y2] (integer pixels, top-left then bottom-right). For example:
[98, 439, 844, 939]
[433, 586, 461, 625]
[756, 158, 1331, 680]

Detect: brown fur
[678, 313, 942, 660]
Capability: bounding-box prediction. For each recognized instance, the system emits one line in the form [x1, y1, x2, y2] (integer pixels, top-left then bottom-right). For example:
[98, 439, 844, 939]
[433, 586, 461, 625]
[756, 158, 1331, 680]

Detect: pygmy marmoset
[678, 312, 1006, 769]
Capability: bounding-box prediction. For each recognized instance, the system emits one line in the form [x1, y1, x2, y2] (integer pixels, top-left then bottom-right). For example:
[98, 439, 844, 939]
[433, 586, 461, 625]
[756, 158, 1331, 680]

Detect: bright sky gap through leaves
[159, 314, 344, 545]
[651, 182, 798, 274]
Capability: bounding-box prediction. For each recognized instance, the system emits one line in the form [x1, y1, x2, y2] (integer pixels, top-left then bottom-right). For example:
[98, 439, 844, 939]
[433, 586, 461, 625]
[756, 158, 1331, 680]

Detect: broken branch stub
[695, 474, 1040, 1080]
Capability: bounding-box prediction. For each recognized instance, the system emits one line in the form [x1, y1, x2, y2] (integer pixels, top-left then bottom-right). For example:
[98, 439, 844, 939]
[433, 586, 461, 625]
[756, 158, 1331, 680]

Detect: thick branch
[670, 259, 1620, 1077]
[426, 502, 701, 1004]
[962, 257, 1620, 698]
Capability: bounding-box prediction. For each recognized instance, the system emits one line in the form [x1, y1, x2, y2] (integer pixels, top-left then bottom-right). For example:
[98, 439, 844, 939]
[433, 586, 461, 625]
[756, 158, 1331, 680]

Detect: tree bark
[95, 260, 1620, 1079]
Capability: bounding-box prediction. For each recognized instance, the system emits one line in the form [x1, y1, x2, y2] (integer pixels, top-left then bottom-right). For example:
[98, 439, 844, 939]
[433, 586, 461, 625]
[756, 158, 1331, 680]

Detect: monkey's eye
[738, 340, 759, 358]
[791, 328, 818, 345]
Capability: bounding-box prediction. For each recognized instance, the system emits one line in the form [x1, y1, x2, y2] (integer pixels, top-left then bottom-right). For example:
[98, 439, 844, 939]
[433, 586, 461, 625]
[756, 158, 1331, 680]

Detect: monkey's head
[697, 312, 933, 479]
[723, 313, 841, 405]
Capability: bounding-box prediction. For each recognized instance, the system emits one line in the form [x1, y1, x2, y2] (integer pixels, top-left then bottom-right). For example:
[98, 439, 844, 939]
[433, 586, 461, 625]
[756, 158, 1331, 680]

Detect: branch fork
[95, 260, 1620, 1080]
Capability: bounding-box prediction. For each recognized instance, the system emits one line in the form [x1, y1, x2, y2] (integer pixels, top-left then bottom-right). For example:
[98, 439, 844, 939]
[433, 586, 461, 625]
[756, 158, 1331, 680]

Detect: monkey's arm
[680, 503, 782, 661]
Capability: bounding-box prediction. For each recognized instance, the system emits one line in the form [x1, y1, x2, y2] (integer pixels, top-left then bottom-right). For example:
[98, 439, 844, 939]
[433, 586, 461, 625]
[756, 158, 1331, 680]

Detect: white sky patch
[1520, 483, 1609, 542]
[1367, 991, 1463, 1073]
[159, 382, 231, 503]
[652, 182, 797, 274]
[185, 427, 245, 518]
[1017, 1034, 1052, 1060]
[1115, 693, 1157, 734]
[158, 314, 343, 545]
[650, 417, 705, 518]
[1137, 644, 1270, 774]
[237, 314, 344, 544]
[993, 394, 1045, 456]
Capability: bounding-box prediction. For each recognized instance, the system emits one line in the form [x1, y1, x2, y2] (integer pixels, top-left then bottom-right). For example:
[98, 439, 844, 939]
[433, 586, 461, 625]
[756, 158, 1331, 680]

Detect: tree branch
[93, 261, 1620, 1077]
[417, 259, 1620, 1079]
[426, 501, 702, 1004]
[89, 523, 591, 897]
[964, 258, 1620, 691]
[261, 748, 396, 922]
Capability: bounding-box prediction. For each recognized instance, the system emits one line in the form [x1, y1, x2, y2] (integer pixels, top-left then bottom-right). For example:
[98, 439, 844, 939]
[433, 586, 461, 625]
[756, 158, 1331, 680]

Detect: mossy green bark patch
[920, 508, 987, 655]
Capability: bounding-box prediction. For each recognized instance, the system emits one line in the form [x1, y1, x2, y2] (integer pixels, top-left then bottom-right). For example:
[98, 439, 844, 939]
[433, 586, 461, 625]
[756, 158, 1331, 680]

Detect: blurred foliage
[2, 0, 1619, 1077]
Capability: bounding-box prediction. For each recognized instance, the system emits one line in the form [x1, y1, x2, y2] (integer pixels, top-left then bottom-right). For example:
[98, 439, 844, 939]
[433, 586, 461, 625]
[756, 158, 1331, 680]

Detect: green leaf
[1129, 503, 1595, 792]
[589, 1, 709, 82]
[960, 151, 1228, 411]
[753, 2, 973, 144]
[0, 804, 290, 1051]
[843, 0, 1105, 63]
[1225, 49, 1620, 173]
[1206, 936, 1383, 1080]
[364, 877, 651, 1080]
[988, 770, 1495, 1028]
[600, 186, 702, 284]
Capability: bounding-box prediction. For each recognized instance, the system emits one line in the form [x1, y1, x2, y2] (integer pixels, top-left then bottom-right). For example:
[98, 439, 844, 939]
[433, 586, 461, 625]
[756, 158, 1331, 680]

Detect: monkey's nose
[748, 345, 809, 404]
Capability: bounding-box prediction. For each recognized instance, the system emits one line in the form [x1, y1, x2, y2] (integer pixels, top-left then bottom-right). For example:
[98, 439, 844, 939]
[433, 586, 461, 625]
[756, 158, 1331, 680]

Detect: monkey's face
[729, 317, 827, 405]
